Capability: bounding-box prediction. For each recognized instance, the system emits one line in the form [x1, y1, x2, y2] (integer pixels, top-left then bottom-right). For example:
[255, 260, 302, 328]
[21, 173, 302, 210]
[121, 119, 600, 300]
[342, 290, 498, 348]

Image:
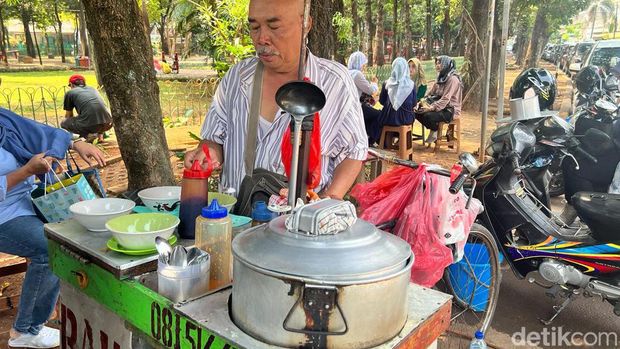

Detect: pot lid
[232, 215, 412, 283]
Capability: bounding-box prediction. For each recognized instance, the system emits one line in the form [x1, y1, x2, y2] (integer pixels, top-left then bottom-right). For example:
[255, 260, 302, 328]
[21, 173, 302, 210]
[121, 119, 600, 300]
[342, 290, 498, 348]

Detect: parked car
[571, 39, 620, 112]
[567, 41, 595, 76]
[542, 44, 556, 62]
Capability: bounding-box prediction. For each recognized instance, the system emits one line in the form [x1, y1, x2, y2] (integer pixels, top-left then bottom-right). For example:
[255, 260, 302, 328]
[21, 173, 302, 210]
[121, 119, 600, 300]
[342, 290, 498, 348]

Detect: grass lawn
[1, 71, 99, 89]
[0, 70, 212, 127]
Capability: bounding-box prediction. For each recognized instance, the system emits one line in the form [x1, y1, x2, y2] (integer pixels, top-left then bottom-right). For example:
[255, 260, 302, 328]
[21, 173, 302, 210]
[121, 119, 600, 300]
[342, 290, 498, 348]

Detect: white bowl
[105, 213, 179, 250]
[138, 186, 181, 213]
[69, 198, 136, 232]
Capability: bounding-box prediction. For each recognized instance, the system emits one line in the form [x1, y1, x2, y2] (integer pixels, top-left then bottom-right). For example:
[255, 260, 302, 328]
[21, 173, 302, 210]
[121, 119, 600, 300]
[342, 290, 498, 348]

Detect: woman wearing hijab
[368, 57, 417, 145]
[408, 57, 427, 100]
[415, 55, 463, 144]
[348, 51, 380, 131]
[0, 108, 105, 347]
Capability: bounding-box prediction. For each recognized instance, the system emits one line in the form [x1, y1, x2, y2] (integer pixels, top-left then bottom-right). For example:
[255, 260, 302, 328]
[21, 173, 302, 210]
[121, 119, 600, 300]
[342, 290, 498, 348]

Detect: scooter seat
[572, 192, 620, 243]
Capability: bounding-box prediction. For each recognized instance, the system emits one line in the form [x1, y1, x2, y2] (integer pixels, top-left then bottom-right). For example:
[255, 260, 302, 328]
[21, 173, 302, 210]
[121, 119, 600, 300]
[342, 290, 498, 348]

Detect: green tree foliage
[192, 0, 254, 76]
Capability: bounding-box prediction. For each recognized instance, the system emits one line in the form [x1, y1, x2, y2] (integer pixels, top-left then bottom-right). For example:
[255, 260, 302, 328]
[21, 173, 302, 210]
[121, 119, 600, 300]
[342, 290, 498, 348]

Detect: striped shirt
[200, 51, 368, 193]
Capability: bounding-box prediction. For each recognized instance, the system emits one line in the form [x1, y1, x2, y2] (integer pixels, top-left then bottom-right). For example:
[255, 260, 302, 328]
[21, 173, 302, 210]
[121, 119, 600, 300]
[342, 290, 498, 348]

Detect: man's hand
[24, 153, 54, 176]
[184, 141, 223, 170]
[73, 141, 106, 167]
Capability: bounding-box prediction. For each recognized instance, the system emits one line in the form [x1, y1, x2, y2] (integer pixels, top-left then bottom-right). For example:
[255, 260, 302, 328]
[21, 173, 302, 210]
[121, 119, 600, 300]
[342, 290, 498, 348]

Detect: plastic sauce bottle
[178, 144, 212, 239]
[195, 199, 232, 290]
[251, 201, 276, 226]
[469, 331, 488, 349]
[178, 160, 211, 239]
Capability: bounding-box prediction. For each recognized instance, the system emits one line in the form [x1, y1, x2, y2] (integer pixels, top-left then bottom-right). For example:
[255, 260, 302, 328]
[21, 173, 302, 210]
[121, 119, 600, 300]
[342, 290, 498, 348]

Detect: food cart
[46, 217, 452, 349]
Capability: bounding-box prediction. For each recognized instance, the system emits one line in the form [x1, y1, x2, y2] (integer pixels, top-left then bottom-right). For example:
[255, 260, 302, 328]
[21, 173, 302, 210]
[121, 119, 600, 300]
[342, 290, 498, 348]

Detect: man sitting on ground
[61, 74, 112, 142]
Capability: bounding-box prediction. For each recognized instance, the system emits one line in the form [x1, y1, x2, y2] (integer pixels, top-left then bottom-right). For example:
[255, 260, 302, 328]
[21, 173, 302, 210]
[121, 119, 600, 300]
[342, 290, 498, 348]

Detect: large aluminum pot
[231, 201, 413, 349]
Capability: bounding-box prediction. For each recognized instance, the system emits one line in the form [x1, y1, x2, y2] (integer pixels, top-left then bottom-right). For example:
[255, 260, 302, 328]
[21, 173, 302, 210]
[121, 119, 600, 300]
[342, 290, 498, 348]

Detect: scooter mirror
[459, 153, 480, 173]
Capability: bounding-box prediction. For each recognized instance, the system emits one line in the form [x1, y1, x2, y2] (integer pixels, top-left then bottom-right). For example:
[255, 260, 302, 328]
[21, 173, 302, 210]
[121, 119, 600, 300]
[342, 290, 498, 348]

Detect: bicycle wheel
[441, 223, 501, 334]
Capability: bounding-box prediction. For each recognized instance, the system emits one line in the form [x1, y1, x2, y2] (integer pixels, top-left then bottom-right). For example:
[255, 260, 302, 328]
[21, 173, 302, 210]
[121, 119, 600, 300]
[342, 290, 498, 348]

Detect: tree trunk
[0, 7, 7, 65]
[392, 0, 398, 61]
[443, 0, 451, 54]
[54, 1, 66, 63]
[81, 0, 175, 190]
[78, 5, 90, 57]
[525, 6, 548, 68]
[32, 22, 42, 65]
[455, 0, 468, 56]
[403, 0, 412, 57]
[374, 0, 385, 66]
[159, 24, 169, 56]
[425, 0, 432, 59]
[514, 18, 530, 66]
[21, 10, 36, 58]
[365, 0, 373, 65]
[142, 0, 151, 39]
[351, 0, 360, 50]
[489, 0, 502, 98]
[463, 0, 489, 110]
[309, 0, 336, 60]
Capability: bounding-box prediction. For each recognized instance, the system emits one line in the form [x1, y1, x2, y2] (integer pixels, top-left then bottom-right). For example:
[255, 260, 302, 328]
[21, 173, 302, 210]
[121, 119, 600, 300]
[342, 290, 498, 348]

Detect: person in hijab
[408, 57, 427, 100]
[0, 108, 105, 348]
[367, 57, 417, 145]
[415, 55, 463, 144]
[348, 51, 380, 131]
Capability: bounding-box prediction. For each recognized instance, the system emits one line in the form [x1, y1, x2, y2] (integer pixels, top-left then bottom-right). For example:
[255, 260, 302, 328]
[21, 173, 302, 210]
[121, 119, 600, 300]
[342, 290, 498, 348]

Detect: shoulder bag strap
[244, 61, 264, 175]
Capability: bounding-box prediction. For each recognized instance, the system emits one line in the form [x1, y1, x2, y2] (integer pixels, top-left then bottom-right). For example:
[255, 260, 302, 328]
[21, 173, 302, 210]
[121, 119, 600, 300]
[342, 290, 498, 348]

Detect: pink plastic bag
[351, 165, 482, 287]
[394, 168, 453, 287]
[350, 166, 421, 225]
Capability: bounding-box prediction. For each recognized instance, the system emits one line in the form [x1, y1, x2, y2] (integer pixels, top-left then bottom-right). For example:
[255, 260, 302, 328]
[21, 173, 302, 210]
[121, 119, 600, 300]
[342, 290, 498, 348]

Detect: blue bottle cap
[252, 201, 275, 222]
[201, 199, 228, 219]
[474, 330, 484, 339]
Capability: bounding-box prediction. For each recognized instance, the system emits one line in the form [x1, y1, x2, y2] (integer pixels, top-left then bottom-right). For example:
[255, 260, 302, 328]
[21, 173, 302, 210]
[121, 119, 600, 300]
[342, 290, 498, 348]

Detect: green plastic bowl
[208, 192, 237, 212]
[105, 213, 179, 250]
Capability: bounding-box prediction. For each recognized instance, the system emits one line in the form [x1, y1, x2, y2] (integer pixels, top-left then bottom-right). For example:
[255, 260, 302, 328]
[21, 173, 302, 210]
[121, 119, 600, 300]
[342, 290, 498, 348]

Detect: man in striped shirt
[185, 0, 368, 200]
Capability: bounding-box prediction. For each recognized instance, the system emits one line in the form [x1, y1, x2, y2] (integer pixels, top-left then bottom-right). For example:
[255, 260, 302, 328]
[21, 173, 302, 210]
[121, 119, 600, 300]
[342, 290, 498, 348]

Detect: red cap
[183, 160, 212, 179]
[69, 74, 86, 85]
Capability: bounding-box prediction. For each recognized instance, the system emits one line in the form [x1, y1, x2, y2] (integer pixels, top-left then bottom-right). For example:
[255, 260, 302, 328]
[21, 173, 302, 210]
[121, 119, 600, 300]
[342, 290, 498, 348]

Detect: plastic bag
[350, 166, 420, 225]
[432, 175, 483, 245]
[281, 112, 322, 189]
[394, 167, 453, 287]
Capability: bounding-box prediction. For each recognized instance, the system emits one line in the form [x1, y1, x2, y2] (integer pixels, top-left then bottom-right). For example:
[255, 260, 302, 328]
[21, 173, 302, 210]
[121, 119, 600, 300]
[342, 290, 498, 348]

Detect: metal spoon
[155, 236, 172, 264]
[170, 245, 188, 267]
[186, 247, 201, 266]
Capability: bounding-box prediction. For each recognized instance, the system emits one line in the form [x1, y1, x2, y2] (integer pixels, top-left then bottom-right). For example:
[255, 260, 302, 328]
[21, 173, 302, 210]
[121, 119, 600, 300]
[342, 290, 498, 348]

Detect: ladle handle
[288, 120, 303, 206]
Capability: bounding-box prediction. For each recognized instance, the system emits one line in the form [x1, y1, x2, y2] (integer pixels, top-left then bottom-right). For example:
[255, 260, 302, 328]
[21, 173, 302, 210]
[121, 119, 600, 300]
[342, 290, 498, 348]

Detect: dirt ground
[0, 60, 574, 347]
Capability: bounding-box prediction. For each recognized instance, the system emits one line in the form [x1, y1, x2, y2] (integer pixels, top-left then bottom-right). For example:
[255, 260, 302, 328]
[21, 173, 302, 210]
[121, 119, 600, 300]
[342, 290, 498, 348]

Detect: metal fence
[0, 78, 221, 128]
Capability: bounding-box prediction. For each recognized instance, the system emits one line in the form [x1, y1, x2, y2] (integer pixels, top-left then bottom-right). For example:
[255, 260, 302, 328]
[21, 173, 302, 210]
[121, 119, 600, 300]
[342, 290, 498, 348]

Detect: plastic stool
[434, 118, 461, 153]
[378, 125, 413, 160]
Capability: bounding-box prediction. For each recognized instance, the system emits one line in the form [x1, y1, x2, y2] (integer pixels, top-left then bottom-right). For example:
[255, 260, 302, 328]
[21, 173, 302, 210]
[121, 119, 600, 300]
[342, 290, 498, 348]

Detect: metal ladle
[275, 81, 326, 206]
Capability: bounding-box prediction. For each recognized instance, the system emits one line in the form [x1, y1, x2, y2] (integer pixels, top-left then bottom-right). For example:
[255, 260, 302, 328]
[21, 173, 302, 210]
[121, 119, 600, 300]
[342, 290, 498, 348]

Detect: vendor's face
[248, 0, 305, 74]
[409, 62, 416, 78]
[434, 60, 442, 72]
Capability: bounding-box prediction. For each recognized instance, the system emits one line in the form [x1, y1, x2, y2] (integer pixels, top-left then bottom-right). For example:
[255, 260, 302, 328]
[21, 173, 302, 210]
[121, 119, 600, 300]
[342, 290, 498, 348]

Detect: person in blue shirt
[367, 57, 417, 146]
[0, 109, 105, 348]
